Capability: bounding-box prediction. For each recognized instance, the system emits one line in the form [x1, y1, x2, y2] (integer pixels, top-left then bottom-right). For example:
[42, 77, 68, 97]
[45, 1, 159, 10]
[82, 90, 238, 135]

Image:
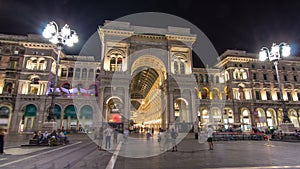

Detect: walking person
[157, 130, 162, 150]
[163, 128, 170, 151]
[97, 127, 103, 150]
[104, 126, 112, 150]
[170, 128, 178, 152]
[123, 128, 129, 143]
[207, 125, 214, 150]
[113, 128, 119, 145]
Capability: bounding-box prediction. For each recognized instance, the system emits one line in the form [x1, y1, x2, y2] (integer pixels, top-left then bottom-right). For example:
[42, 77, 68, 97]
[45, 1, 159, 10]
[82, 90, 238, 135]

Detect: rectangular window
[253, 73, 256, 80]
[284, 75, 288, 81]
[274, 75, 277, 81]
[294, 76, 297, 82]
[287, 92, 292, 101]
[255, 91, 260, 100]
[10, 61, 17, 69]
[266, 91, 271, 100]
[263, 74, 267, 80]
[297, 93, 300, 101]
[277, 92, 281, 100]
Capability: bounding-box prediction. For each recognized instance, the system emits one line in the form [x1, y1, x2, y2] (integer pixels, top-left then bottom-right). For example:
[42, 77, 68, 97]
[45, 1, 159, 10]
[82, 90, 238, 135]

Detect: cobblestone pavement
[1, 133, 300, 169]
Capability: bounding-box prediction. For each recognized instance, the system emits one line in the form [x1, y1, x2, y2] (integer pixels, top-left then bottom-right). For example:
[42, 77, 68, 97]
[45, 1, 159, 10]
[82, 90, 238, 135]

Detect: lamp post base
[279, 123, 295, 133]
[41, 121, 57, 132]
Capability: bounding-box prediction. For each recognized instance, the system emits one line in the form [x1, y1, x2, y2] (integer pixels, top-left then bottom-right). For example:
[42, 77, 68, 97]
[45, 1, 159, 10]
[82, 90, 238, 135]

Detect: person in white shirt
[207, 125, 214, 150]
[104, 126, 113, 150]
[123, 128, 129, 143]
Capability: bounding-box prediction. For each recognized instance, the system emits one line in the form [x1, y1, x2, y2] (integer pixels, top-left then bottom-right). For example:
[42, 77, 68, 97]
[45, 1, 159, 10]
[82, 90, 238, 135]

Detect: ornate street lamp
[259, 42, 291, 123]
[43, 21, 78, 121]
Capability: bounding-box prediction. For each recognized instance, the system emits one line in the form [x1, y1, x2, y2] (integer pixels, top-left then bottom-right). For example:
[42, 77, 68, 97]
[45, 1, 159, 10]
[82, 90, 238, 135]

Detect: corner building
[0, 22, 299, 134]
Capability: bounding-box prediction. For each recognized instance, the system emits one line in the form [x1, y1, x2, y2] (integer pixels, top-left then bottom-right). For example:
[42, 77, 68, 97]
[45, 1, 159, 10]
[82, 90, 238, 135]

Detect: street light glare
[61, 24, 71, 37]
[71, 33, 79, 43]
[259, 50, 267, 61]
[281, 45, 291, 57]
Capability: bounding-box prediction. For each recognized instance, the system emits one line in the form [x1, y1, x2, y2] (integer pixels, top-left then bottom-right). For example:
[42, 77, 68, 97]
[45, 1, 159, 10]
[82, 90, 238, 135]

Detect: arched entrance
[256, 108, 267, 130]
[240, 108, 251, 131]
[266, 108, 277, 129]
[0, 106, 11, 131]
[20, 104, 37, 132]
[223, 108, 234, 130]
[174, 98, 189, 132]
[80, 105, 94, 132]
[130, 56, 166, 131]
[53, 104, 62, 129]
[64, 105, 78, 131]
[289, 109, 299, 128]
[106, 97, 124, 132]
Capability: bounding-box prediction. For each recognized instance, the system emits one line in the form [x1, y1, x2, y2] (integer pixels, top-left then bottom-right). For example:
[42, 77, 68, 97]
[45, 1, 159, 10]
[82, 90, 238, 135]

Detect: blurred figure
[113, 128, 119, 145]
[207, 125, 214, 150]
[170, 128, 178, 152]
[104, 126, 113, 150]
[123, 128, 129, 143]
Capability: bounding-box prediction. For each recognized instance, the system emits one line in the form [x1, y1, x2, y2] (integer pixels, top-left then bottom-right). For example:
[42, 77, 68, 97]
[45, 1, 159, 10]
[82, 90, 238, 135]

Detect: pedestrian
[151, 127, 154, 136]
[98, 127, 103, 150]
[0, 127, 6, 155]
[163, 128, 170, 151]
[104, 126, 113, 150]
[123, 128, 129, 143]
[113, 128, 119, 145]
[157, 131, 162, 143]
[146, 131, 151, 140]
[170, 128, 178, 152]
[207, 125, 214, 150]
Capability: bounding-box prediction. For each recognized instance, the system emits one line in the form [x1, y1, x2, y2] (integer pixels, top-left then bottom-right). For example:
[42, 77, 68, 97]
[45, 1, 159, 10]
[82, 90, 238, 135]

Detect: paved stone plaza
[1, 133, 300, 169]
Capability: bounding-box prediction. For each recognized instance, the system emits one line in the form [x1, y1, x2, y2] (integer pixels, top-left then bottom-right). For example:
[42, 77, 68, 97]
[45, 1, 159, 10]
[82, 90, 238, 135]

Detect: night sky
[1, 0, 300, 60]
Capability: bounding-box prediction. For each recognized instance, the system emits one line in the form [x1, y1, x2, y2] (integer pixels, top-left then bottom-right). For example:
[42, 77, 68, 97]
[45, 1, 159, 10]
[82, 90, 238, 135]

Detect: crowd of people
[97, 126, 180, 152]
[31, 128, 68, 146]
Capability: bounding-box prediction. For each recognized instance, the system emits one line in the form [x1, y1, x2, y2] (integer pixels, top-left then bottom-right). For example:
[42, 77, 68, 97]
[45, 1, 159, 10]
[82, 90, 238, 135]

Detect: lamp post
[259, 42, 291, 123]
[43, 21, 78, 121]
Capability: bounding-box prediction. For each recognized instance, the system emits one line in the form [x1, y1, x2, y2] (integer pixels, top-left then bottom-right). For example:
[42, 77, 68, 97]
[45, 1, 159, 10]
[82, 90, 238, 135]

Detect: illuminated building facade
[0, 22, 300, 134]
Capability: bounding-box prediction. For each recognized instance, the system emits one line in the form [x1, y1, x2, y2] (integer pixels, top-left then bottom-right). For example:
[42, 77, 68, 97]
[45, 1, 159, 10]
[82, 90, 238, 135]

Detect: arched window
[174, 61, 179, 74]
[88, 69, 94, 80]
[75, 68, 80, 79]
[201, 88, 209, 99]
[179, 62, 185, 74]
[210, 75, 214, 83]
[61, 68, 67, 77]
[109, 52, 123, 72]
[110, 57, 116, 71]
[96, 69, 100, 79]
[68, 68, 74, 77]
[240, 69, 248, 79]
[38, 59, 47, 70]
[224, 71, 230, 81]
[233, 69, 239, 79]
[3, 82, 13, 94]
[199, 74, 203, 83]
[26, 57, 38, 70]
[204, 74, 209, 83]
[82, 68, 87, 80]
[215, 76, 219, 83]
[117, 58, 122, 71]
[212, 89, 219, 100]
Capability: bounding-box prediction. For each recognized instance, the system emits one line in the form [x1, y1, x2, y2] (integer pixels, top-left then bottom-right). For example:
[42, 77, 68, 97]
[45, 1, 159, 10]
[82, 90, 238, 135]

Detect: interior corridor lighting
[43, 21, 78, 121]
